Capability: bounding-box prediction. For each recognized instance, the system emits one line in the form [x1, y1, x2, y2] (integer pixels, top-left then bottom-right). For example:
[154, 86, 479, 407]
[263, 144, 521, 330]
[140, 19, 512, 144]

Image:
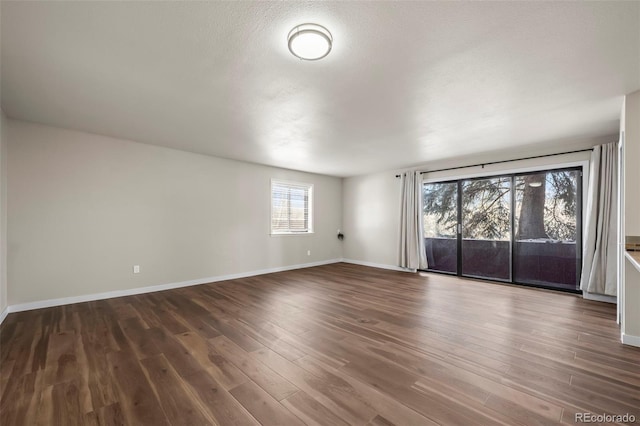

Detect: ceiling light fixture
[528, 182, 543, 188]
[288, 23, 332, 61]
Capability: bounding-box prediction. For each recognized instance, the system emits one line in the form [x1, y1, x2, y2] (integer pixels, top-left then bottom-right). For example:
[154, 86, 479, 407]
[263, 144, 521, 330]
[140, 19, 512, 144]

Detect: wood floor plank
[132, 295, 190, 335]
[0, 359, 15, 389]
[140, 354, 214, 425]
[229, 380, 305, 426]
[107, 302, 139, 322]
[484, 394, 561, 426]
[279, 328, 351, 369]
[569, 373, 640, 408]
[4, 328, 44, 379]
[210, 335, 299, 401]
[50, 379, 84, 426]
[30, 383, 55, 426]
[42, 330, 81, 387]
[367, 414, 396, 426]
[118, 317, 161, 359]
[252, 346, 380, 425]
[183, 369, 260, 426]
[175, 330, 249, 390]
[1, 263, 639, 425]
[106, 350, 170, 426]
[281, 389, 350, 426]
[199, 315, 264, 352]
[339, 355, 494, 425]
[79, 331, 119, 412]
[0, 371, 41, 426]
[292, 354, 439, 426]
[227, 317, 306, 361]
[301, 335, 509, 425]
[146, 327, 203, 378]
[174, 312, 222, 340]
[84, 402, 126, 426]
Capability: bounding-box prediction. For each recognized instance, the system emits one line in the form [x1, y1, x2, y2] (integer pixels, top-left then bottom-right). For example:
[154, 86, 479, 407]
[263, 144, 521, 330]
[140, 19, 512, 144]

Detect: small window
[271, 180, 313, 235]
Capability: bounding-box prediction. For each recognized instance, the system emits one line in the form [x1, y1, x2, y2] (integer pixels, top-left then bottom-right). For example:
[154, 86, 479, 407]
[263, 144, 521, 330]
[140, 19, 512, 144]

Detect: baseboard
[582, 292, 617, 304]
[0, 306, 8, 324]
[340, 258, 416, 273]
[621, 333, 640, 347]
[2, 258, 342, 319]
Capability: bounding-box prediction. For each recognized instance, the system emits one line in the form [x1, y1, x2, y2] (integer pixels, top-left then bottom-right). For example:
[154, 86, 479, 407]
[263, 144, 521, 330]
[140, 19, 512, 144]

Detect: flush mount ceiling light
[528, 182, 543, 188]
[288, 23, 333, 61]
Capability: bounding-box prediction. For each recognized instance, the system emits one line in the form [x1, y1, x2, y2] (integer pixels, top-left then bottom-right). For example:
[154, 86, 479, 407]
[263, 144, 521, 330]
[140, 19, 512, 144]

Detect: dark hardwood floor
[1, 263, 639, 425]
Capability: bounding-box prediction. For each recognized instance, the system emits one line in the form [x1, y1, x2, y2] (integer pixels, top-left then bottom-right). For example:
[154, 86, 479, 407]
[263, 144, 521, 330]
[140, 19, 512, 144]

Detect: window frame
[270, 179, 314, 236]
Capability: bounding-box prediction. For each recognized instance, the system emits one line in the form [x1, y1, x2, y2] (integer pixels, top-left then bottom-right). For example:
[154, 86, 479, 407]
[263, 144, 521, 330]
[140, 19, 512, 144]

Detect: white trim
[0, 306, 8, 324]
[582, 292, 616, 304]
[621, 333, 640, 347]
[2, 259, 342, 317]
[341, 258, 416, 273]
[617, 134, 624, 324]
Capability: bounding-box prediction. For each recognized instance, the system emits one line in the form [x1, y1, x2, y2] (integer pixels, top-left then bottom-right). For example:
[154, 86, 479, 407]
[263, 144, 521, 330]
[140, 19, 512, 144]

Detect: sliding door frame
[422, 163, 586, 293]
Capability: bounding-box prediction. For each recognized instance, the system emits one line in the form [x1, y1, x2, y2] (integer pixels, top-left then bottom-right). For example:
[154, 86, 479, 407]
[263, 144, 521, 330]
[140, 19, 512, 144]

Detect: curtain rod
[394, 148, 593, 178]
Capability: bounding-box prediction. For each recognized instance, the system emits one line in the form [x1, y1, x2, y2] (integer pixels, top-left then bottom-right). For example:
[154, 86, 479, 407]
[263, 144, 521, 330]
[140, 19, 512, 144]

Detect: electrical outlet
[307, 250, 311, 256]
[133, 265, 140, 274]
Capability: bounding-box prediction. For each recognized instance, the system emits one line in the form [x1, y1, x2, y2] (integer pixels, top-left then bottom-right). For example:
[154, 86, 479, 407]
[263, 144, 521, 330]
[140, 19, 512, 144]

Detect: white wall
[342, 141, 613, 268]
[0, 112, 7, 316]
[0, 1, 7, 316]
[623, 91, 640, 236]
[343, 171, 401, 268]
[622, 90, 640, 344]
[6, 119, 343, 306]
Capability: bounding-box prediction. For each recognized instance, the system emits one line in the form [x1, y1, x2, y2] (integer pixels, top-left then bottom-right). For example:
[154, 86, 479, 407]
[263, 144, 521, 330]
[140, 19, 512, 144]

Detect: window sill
[270, 232, 315, 237]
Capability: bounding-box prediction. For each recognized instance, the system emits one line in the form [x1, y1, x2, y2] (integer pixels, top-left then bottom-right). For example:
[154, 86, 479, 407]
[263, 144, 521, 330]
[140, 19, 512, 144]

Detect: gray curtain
[581, 142, 618, 295]
[399, 171, 428, 270]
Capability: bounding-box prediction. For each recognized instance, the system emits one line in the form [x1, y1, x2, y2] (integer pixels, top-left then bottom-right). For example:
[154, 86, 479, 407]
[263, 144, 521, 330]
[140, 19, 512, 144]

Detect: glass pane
[461, 177, 511, 280]
[271, 182, 311, 233]
[423, 182, 458, 273]
[514, 170, 580, 289]
[289, 188, 308, 231]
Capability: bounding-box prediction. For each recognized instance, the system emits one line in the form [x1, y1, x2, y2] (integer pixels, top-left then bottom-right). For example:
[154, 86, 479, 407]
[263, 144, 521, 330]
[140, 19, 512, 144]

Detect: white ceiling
[2, 1, 639, 177]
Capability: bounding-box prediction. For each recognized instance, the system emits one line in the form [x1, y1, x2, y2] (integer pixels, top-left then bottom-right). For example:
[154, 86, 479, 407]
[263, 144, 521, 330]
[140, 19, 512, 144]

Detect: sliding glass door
[514, 170, 581, 290]
[461, 177, 512, 281]
[423, 182, 458, 274]
[422, 167, 582, 291]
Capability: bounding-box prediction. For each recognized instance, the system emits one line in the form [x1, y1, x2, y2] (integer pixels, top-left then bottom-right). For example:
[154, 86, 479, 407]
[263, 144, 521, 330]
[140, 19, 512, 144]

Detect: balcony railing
[424, 237, 578, 289]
